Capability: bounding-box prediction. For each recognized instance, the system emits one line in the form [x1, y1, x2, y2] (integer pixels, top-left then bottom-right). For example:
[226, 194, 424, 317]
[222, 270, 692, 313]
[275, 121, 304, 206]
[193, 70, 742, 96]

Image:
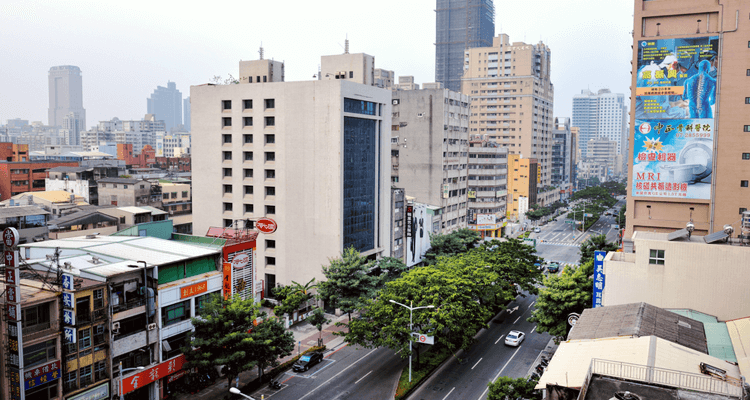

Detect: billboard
[406, 203, 430, 267]
[593, 251, 606, 308]
[633, 36, 718, 199]
[476, 214, 496, 225]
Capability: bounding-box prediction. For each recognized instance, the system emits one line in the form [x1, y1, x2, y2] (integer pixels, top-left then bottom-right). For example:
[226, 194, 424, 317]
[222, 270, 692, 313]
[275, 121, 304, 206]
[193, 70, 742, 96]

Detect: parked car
[534, 262, 545, 272]
[505, 330, 525, 347]
[534, 227, 541, 233]
[293, 352, 324, 372]
[547, 262, 560, 273]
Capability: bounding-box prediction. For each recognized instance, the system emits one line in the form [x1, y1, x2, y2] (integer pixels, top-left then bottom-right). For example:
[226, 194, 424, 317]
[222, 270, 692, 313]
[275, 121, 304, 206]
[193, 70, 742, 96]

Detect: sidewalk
[172, 312, 351, 400]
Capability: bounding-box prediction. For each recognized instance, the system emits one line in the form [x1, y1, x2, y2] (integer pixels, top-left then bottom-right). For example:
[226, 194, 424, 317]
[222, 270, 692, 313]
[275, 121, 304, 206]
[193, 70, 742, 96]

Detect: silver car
[505, 330, 525, 347]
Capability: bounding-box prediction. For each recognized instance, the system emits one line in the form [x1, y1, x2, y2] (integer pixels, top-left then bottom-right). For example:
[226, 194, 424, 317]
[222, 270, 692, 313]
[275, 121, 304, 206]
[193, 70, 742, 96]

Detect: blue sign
[593, 251, 606, 308]
[63, 309, 75, 325]
[62, 274, 75, 291]
[24, 369, 60, 390]
[64, 327, 77, 343]
[62, 292, 74, 309]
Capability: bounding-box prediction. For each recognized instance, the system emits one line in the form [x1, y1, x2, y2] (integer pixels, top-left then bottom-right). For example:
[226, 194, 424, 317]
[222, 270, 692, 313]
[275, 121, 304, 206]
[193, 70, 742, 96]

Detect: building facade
[0, 161, 78, 200]
[551, 117, 574, 188]
[467, 135, 508, 237]
[462, 34, 555, 205]
[506, 155, 538, 220]
[435, 0, 495, 92]
[191, 58, 392, 290]
[48, 65, 86, 129]
[390, 85, 470, 234]
[572, 89, 628, 157]
[625, 0, 750, 239]
[147, 82, 182, 132]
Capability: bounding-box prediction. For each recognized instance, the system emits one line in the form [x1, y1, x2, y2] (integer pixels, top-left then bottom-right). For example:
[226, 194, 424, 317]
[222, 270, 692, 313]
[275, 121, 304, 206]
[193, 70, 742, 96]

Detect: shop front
[120, 355, 186, 400]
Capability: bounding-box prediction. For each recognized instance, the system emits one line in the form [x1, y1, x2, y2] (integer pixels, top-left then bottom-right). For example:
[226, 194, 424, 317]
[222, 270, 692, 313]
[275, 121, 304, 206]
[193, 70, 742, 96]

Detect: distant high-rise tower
[147, 81, 182, 132]
[183, 97, 191, 131]
[435, 0, 495, 92]
[572, 89, 628, 158]
[48, 65, 86, 129]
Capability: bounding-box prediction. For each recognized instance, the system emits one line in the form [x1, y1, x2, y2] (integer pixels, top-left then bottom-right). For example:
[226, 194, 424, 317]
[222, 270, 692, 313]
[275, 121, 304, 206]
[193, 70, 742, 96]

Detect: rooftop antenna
[344, 35, 349, 54]
[259, 43, 264, 60]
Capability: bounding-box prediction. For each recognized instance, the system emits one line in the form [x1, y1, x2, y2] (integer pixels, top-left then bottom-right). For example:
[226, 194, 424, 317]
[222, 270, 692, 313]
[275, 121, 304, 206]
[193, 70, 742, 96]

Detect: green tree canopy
[579, 234, 618, 265]
[306, 307, 331, 346]
[183, 295, 294, 386]
[423, 228, 481, 264]
[317, 247, 380, 319]
[370, 256, 410, 285]
[488, 376, 542, 400]
[528, 261, 594, 338]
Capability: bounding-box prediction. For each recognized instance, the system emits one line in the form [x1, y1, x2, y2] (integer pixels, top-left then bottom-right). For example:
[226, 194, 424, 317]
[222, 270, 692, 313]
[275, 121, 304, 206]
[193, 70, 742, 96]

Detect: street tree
[579, 234, 618, 265]
[306, 307, 331, 346]
[527, 261, 593, 338]
[477, 239, 543, 297]
[423, 228, 481, 264]
[317, 246, 380, 320]
[273, 284, 311, 322]
[488, 376, 542, 400]
[370, 256, 409, 285]
[184, 294, 293, 386]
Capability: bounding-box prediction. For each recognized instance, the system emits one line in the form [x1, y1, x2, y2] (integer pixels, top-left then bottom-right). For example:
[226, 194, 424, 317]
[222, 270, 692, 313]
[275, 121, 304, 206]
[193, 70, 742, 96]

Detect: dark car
[547, 262, 560, 273]
[293, 352, 324, 372]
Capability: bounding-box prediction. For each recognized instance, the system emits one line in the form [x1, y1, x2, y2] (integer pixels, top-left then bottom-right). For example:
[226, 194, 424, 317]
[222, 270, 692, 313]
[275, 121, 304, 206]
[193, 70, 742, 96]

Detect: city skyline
[1, 0, 633, 127]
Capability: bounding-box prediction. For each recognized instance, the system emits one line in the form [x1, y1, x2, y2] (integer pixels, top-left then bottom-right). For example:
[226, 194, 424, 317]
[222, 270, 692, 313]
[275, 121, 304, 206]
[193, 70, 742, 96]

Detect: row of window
[223, 116, 275, 128]
[222, 99, 274, 111]
[224, 203, 276, 215]
[222, 136, 274, 150]
[63, 361, 107, 392]
[223, 164, 277, 178]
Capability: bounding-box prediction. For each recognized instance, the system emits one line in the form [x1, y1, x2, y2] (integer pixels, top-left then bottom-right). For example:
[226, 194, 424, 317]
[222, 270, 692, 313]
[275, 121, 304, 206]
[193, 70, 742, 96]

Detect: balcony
[113, 329, 159, 358]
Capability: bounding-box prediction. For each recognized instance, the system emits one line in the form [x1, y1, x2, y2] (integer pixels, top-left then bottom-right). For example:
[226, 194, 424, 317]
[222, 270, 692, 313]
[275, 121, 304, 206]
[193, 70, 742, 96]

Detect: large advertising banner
[406, 203, 430, 267]
[633, 36, 718, 199]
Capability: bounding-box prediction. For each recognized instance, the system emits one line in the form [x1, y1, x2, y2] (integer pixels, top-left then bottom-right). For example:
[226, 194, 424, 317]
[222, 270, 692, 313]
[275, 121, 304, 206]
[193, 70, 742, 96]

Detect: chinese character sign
[63, 309, 76, 325]
[223, 262, 232, 300]
[593, 251, 606, 308]
[121, 355, 186, 394]
[632, 119, 714, 199]
[62, 273, 75, 291]
[24, 369, 60, 390]
[180, 281, 208, 299]
[63, 292, 75, 309]
[64, 327, 77, 343]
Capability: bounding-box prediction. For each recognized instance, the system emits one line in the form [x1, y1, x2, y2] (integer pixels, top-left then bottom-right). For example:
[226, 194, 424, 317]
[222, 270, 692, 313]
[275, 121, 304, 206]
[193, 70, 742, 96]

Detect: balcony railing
[113, 297, 145, 313]
[23, 321, 51, 335]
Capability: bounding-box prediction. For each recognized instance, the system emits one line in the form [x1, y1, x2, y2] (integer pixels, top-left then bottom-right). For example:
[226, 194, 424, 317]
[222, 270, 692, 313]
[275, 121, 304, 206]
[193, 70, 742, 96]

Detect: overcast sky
[1, 0, 634, 127]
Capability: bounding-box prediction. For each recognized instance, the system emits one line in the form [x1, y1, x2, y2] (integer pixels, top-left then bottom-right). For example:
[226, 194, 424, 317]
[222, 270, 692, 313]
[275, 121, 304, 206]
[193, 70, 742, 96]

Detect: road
[406, 293, 550, 400]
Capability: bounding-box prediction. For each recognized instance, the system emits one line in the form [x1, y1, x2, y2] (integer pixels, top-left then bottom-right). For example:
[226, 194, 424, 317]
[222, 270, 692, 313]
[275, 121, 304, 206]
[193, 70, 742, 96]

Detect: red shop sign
[255, 218, 277, 234]
[122, 354, 186, 394]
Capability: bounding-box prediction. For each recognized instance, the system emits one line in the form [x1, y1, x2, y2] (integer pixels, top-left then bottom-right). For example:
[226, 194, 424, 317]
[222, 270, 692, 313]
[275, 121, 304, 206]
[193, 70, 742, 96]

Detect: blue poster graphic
[25, 369, 60, 390]
[593, 251, 606, 308]
[635, 36, 719, 120]
[632, 118, 713, 199]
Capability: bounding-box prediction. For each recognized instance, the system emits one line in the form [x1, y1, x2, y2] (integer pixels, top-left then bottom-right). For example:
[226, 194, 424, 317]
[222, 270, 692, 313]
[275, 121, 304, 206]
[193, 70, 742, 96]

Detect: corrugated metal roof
[0, 205, 50, 218]
[140, 206, 167, 215]
[536, 336, 742, 390]
[670, 309, 736, 363]
[726, 317, 750, 380]
[117, 206, 153, 215]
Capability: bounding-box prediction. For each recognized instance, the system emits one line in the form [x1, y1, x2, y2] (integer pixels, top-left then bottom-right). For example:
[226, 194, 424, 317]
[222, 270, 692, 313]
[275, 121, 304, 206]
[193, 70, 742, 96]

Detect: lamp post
[389, 300, 435, 383]
[229, 387, 257, 400]
[118, 362, 144, 400]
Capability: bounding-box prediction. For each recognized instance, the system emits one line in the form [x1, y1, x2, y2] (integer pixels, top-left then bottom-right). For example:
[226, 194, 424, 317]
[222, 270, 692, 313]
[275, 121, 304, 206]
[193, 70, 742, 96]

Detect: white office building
[572, 89, 628, 157]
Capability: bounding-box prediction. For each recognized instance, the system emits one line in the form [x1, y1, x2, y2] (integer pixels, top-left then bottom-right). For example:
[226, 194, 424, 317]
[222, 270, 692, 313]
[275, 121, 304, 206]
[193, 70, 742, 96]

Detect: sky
[1, 0, 634, 128]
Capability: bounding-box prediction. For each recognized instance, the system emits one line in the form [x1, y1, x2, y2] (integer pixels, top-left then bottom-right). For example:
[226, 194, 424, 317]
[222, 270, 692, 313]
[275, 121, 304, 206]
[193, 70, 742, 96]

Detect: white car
[533, 227, 541, 233]
[505, 330, 525, 347]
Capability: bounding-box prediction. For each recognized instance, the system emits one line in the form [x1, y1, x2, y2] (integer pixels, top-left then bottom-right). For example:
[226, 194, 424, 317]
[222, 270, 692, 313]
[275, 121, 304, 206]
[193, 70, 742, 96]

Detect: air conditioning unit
[112, 321, 120, 331]
[147, 323, 157, 331]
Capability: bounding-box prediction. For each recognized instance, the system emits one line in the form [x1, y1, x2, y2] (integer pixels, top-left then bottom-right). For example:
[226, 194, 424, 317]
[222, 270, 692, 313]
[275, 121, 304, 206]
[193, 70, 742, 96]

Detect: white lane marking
[528, 301, 535, 308]
[477, 346, 523, 400]
[298, 348, 378, 400]
[531, 326, 536, 333]
[494, 335, 505, 344]
[471, 358, 483, 370]
[513, 316, 521, 324]
[442, 387, 456, 400]
[354, 370, 373, 384]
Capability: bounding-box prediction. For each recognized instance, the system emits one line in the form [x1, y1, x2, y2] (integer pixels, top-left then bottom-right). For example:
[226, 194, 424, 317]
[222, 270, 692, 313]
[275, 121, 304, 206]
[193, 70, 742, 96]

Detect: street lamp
[118, 362, 144, 400]
[229, 387, 257, 400]
[389, 300, 435, 383]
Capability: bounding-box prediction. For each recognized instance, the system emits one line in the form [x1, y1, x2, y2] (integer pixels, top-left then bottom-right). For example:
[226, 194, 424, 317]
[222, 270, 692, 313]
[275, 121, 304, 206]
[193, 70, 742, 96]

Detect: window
[223, 202, 233, 211]
[64, 371, 78, 392]
[266, 239, 275, 249]
[195, 291, 219, 315]
[22, 303, 50, 331]
[223, 151, 232, 160]
[223, 168, 232, 177]
[742, 180, 749, 187]
[349, 71, 354, 78]
[745, 125, 750, 132]
[244, 204, 253, 213]
[266, 187, 275, 196]
[244, 134, 253, 144]
[23, 339, 56, 368]
[243, 99, 253, 109]
[223, 184, 233, 194]
[265, 169, 275, 179]
[224, 219, 233, 228]
[93, 288, 103, 309]
[648, 249, 665, 265]
[94, 360, 107, 381]
[266, 256, 276, 266]
[265, 152, 275, 162]
[222, 117, 232, 127]
[93, 324, 106, 345]
[747, 69, 750, 76]
[244, 169, 253, 178]
[266, 205, 276, 214]
[741, 208, 748, 214]
[344, 98, 377, 115]
[265, 134, 275, 144]
[222, 100, 232, 110]
[265, 116, 275, 127]
[264, 99, 275, 109]
[244, 185, 253, 195]
[79, 364, 93, 387]
[182, 191, 188, 198]
[223, 134, 232, 143]
[244, 151, 253, 161]
[243, 117, 253, 127]
[162, 300, 191, 326]
[746, 97, 750, 104]
[78, 328, 91, 350]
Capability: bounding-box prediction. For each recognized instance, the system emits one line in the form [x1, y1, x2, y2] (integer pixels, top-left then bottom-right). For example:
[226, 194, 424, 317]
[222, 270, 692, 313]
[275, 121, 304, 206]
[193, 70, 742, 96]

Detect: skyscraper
[183, 97, 191, 131]
[572, 89, 628, 158]
[435, 0, 495, 92]
[48, 65, 86, 129]
[147, 81, 182, 132]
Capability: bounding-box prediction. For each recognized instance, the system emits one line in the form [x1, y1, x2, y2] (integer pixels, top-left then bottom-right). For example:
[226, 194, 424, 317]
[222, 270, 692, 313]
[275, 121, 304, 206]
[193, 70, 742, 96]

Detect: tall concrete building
[506, 154, 538, 220]
[435, 0, 495, 92]
[390, 83, 470, 234]
[48, 65, 86, 129]
[191, 57, 392, 290]
[183, 97, 191, 131]
[626, 0, 749, 240]
[467, 135, 508, 238]
[552, 117, 575, 189]
[572, 88, 628, 159]
[61, 111, 83, 146]
[462, 33, 555, 206]
[586, 137, 620, 176]
[147, 81, 182, 132]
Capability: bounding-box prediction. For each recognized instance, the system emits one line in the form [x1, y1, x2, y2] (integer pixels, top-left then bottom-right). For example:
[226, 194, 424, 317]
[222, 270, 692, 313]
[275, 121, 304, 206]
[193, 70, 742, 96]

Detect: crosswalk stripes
[536, 240, 579, 247]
